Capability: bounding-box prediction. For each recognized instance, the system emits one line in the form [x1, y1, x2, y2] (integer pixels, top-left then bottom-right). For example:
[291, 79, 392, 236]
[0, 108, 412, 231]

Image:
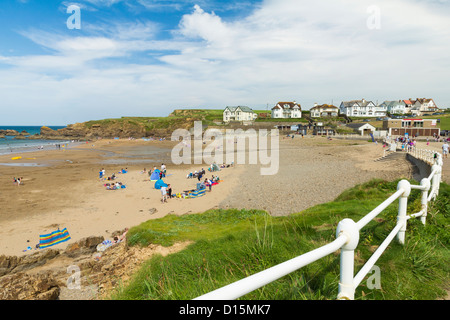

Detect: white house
[339, 99, 386, 117]
[379, 100, 407, 115]
[271, 101, 302, 119]
[223, 106, 258, 123]
[310, 104, 339, 118]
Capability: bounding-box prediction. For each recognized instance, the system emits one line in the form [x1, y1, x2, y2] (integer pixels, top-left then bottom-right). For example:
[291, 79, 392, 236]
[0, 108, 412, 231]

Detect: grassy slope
[109, 179, 450, 300]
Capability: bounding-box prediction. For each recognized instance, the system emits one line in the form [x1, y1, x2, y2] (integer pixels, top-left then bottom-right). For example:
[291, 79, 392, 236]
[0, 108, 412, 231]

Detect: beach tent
[39, 228, 71, 249]
[154, 179, 168, 189]
[150, 169, 160, 181]
[209, 163, 221, 172]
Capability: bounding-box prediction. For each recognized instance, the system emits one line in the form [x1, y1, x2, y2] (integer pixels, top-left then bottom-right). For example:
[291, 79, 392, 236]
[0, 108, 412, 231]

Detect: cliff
[37, 115, 214, 140]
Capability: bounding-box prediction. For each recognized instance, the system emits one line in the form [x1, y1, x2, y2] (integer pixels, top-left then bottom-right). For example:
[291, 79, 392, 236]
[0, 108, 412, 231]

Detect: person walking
[442, 141, 449, 159]
[161, 185, 167, 203]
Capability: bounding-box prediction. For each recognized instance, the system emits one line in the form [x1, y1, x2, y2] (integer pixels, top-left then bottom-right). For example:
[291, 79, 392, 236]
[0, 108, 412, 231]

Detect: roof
[346, 123, 375, 129]
[310, 104, 338, 110]
[341, 99, 374, 108]
[381, 101, 405, 108]
[224, 106, 255, 113]
[414, 98, 434, 104]
[273, 102, 301, 110]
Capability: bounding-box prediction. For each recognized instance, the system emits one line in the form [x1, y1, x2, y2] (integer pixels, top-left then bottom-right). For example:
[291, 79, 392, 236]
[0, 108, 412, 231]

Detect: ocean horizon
[0, 125, 71, 155]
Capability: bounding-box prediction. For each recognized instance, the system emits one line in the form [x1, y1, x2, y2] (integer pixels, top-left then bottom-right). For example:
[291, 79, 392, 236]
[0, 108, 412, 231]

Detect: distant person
[161, 185, 167, 203]
[167, 184, 172, 198]
[443, 141, 449, 159]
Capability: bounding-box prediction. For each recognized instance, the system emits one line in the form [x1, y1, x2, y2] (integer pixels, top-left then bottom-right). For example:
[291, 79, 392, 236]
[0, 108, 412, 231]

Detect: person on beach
[167, 184, 172, 198]
[205, 178, 212, 192]
[443, 141, 449, 159]
[161, 185, 167, 203]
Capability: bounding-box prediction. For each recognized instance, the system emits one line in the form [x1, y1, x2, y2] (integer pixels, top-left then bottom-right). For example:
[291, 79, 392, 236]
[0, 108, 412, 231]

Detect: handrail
[194, 149, 443, 300]
[194, 235, 348, 300]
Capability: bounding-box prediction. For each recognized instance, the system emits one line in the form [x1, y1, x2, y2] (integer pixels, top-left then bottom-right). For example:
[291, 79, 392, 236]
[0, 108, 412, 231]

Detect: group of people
[12, 177, 23, 186]
[383, 135, 449, 159]
[105, 181, 126, 190]
[202, 175, 220, 192]
[99, 168, 128, 180]
[160, 183, 172, 203]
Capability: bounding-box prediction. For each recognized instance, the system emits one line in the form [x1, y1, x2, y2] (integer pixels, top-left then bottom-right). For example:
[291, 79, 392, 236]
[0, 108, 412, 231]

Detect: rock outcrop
[0, 232, 190, 300]
[0, 129, 30, 136]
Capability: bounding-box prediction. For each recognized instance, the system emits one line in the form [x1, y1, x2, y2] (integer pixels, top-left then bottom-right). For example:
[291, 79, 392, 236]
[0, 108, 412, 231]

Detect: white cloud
[1, 0, 450, 125]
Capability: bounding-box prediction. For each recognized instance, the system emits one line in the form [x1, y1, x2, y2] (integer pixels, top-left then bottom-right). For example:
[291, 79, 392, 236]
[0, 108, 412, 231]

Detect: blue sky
[0, 0, 449, 125]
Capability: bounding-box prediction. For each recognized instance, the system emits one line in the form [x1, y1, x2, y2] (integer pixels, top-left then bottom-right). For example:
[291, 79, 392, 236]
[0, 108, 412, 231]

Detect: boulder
[64, 236, 104, 258]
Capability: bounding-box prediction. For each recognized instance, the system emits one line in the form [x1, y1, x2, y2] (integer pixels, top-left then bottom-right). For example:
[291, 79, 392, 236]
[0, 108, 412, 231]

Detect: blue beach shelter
[154, 179, 168, 189]
[150, 169, 160, 181]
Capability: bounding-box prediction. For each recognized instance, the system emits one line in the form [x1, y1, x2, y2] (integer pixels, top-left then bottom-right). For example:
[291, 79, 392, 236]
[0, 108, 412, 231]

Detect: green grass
[108, 179, 450, 300]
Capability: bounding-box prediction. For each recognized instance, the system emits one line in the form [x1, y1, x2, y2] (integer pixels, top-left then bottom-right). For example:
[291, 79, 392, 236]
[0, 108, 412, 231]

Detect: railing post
[396, 180, 411, 245]
[420, 178, 430, 225]
[336, 219, 359, 300]
[431, 164, 440, 200]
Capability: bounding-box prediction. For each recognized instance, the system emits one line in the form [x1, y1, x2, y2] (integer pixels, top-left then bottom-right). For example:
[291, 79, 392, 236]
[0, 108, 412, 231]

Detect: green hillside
[109, 179, 450, 300]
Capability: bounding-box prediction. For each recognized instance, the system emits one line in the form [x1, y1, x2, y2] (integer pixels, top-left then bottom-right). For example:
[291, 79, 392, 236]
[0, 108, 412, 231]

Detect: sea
[0, 125, 72, 155]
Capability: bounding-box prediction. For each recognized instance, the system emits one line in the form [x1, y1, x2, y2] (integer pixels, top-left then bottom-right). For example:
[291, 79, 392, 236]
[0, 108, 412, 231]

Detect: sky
[0, 0, 449, 125]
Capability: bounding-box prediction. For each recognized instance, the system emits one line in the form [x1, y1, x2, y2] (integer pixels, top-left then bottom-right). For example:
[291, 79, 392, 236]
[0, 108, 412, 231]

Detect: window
[413, 121, 423, 128]
[402, 121, 412, 127]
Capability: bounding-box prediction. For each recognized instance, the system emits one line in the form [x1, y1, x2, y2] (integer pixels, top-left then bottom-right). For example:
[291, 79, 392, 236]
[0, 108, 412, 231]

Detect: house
[403, 99, 414, 114]
[223, 106, 258, 123]
[339, 99, 386, 117]
[271, 101, 302, 119]
[411, 98, 438, 115]
[379, 100, 407, 115]
[345, 123, 376, 136]
[382, 118, 440, 137]
[310, 104, 339, 118]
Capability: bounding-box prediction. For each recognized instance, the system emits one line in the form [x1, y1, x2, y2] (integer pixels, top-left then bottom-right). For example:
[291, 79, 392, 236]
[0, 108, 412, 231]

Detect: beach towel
[39, 228, 71, 249]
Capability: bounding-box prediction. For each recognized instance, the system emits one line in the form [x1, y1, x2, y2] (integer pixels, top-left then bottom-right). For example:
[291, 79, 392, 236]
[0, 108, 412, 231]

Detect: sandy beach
[0, 135, 426, 257]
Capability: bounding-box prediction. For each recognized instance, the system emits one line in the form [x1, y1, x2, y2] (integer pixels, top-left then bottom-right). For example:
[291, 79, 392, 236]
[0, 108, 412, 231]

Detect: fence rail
[194, 149, 444, 300]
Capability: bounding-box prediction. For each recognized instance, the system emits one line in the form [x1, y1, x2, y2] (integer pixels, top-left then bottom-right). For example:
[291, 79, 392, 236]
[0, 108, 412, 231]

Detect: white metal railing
[194, 150, 444, 300]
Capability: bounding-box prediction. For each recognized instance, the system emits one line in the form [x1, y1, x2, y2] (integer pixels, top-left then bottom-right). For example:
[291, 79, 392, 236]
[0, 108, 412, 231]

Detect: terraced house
[223, 106, 258, 123]
[339, 99, 387, 117]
